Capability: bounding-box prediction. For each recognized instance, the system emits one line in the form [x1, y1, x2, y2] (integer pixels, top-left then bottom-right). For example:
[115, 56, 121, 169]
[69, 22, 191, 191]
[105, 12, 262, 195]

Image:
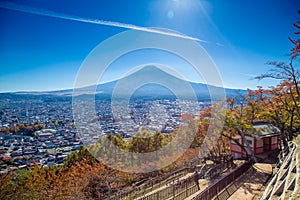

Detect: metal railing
[191, 160, 253, 200]
[260, 142, 298, 200]
[136, 161, 234, 200]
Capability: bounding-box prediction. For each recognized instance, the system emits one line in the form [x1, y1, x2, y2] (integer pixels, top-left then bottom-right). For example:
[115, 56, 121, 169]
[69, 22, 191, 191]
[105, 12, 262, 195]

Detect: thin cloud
[0, 1, 208, 43]
[238, 72, 276, 80]
[238, 72, 257, 78]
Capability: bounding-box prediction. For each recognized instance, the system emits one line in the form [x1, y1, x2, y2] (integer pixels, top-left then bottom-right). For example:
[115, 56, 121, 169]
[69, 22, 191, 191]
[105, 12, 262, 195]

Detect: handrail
[291, 142, 298, 198]
[191, 160, 253, 200]
[281, 145, 297, 199]
[137, 161, 233, 200]
[260, 142, 298, 200]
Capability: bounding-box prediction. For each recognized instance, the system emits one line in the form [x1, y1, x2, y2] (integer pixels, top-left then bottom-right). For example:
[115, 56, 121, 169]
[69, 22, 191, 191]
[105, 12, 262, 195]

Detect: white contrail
[0, 1, 207, 43]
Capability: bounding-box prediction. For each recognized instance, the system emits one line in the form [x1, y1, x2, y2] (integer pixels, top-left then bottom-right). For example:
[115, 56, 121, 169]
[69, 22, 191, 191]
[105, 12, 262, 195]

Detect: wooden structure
[230, 122, 280, 159]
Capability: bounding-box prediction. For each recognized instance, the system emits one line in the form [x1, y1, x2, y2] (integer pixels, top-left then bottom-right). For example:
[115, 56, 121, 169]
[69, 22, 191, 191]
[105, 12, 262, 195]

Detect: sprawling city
[0, 94, 213, 172]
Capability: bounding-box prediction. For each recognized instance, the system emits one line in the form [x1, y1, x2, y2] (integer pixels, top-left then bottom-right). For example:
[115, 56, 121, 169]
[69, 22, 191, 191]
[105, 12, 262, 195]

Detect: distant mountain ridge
[1, 65, 247, 100]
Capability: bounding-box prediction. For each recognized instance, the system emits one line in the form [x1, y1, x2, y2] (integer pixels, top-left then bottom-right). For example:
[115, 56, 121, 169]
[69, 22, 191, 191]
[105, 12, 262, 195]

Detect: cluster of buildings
[0, 128, 81, 174]
[75, 99, 210, 144]
[0, 95, 210, 172]
[0, 94, 282, 173]
[0, 96, 79, 173]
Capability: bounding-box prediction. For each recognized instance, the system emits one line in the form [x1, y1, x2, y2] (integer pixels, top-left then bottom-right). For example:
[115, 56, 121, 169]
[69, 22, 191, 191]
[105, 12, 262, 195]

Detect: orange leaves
[289, 11, 300, 60]
[0, 146, 147, 199]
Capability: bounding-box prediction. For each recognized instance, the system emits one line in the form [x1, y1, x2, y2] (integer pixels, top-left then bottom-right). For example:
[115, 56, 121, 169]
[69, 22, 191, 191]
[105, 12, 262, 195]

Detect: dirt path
[227, 163, 272, 200]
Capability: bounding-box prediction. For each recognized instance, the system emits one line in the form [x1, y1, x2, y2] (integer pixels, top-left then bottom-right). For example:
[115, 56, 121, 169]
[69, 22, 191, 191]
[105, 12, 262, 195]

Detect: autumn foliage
[1, 9, 299, 200]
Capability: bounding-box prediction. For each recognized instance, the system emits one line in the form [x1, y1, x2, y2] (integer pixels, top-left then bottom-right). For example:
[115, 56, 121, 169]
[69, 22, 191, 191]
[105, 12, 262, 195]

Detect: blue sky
[0, 0, 299, 92]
